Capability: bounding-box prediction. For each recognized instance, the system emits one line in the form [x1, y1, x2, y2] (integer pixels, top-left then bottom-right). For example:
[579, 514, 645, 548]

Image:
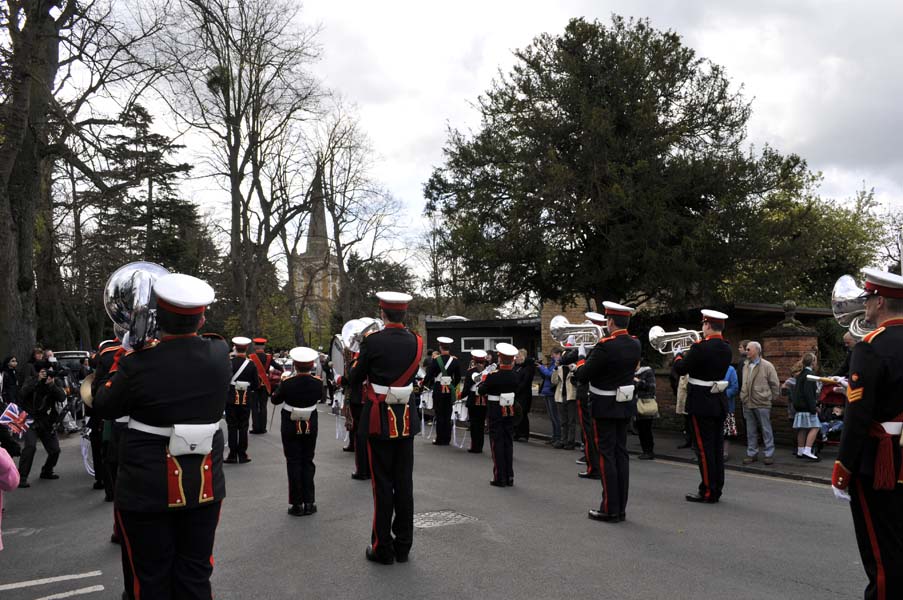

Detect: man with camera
[17, 364, 65, 487]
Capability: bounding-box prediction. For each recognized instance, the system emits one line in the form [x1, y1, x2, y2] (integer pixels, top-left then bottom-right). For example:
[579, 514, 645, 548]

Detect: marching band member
[463, 350, 490, 453]
[573, 302, 641, 522]
[343, 355, 371, 481]
[226, 336, 259, 464]
[348, 291, 423, 565]
[249, 337, 281, 434]
[479, 343, 520, 487]
[271, 346, 322, 517]
[673, 309, 732, 503]
[424, 336, 461, 446]
[831, 269, 903, 599]
[92, 273, 230, 600]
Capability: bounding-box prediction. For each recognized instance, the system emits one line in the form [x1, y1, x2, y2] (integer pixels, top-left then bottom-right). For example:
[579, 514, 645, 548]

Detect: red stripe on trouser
[577, 401, 592, 473]
[593, 420, 608, 514]
[490, 436, 498, 481]
[691, 416, 710, 499]
[115, 510, 141, 600]
[856, 479, 887, 600]
[367, 440, 379, 551]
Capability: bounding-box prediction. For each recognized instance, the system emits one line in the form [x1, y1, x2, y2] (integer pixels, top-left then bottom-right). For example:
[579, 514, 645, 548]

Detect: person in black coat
[226, 336, 259, 464]
[479, 343, 520, 487]
[91, 273, 229, 600]
[573, 302, 642, 523]
[513, 351, 536, 442]
[17, 363, 65, 486]
[0, 356, 22, 458]
[423, 337, 461, 446]
[462, 350, 490, 453]
[348, 292, 422, 565]
[272, 347, 322, 516]
[673, 309, 733, 504]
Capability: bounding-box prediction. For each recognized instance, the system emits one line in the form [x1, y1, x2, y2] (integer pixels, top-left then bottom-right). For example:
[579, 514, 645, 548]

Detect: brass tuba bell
[832, 274, 875, 339]
[103, 261, 171, 350]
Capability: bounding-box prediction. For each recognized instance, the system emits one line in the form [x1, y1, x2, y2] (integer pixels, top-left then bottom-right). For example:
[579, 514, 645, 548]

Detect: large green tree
[424, 16, 862, 310]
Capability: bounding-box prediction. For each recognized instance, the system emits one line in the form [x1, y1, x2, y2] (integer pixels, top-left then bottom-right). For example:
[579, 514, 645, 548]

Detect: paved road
[1, 408, 864, 599]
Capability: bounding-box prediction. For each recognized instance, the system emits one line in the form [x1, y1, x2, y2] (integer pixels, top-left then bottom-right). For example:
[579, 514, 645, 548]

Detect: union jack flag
[0, 403, 31, 437]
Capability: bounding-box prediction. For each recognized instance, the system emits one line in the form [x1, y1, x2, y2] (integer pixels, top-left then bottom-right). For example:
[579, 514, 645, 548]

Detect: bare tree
[157, 0, 320, 333]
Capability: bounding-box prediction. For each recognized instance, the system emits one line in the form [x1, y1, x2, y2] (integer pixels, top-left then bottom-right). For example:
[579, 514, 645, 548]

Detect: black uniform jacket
[424, 352, 462, 396]
[463, 366, 484, 408]
[561, 347, 590, 400]
[478, 367, 518, 418]
[839, 320, 903, 477]
[93, 334, 231, 512]
[91, 339, 121, 399]
[673, 334, 733, 418]
[230, 353, 260, 404]
[272, 373, 323, 435]
[348, 325, 422, 440]
[573, 330, 641, 419]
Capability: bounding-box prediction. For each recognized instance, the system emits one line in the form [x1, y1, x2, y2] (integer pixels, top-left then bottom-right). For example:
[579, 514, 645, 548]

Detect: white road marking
[0, 571, 102, 592]
[33, 585, 105, 600]
[3, 527, 43, 537]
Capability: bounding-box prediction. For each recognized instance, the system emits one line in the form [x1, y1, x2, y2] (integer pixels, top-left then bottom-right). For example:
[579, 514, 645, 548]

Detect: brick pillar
[745, 301, 819, 445]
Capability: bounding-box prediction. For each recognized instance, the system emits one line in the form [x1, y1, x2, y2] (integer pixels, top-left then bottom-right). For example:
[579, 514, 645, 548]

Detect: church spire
[304, 162, 329, 257]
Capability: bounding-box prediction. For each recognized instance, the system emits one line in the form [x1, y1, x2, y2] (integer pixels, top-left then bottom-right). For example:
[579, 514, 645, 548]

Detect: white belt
[115, 416, 130, 423]
[128, 418, 224, 437]
[688, 378, 716, 387]
[588, 385, 616, 396]
[881, 422, 903, 435]
[371, 384, 394, 395]
[487, 395, 500, 401]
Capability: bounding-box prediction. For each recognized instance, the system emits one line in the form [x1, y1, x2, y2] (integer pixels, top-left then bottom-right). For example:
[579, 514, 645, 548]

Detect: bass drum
[329, 334, 346, 381]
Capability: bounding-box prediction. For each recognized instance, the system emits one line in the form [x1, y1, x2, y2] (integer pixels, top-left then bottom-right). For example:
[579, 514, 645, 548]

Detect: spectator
[833, 332, 856, 377]
[17, 365, 65, 487]
[538, 349, 562, 446]
[783, 359, 803, 455]
[723, 364, 739, 460]
[634, 363, 657, 459]
[792, 352, 821, 461]
[1, 356, 22, 458]
[553, 358, 578, 449]
[513, 348, 536, 442]
[22, 346, 45, 381]
[740, 341, 781, 466]
[0, 445, 20, 550]
[734, 339, 749, 394]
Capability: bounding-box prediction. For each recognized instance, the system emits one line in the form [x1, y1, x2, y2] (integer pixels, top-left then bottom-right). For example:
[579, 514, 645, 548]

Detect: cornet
[550, 315, 604, 347]
[648, 326, 702, 355]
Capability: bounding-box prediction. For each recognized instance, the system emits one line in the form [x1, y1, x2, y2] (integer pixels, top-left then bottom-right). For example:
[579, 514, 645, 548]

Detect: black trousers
[690, 415, 724, 500]
[488, 412, 514, 483]
[225, 403, 250, 457]
[250, 388, 269, 432]
[595, 418, 630, 516]
[514, 394, 532, 440]
[88, 416, 105, 485]
[434, 393, 453, 445]
[282, 426, 316, 505]
[117, 502, 221, 600]
[367, 437, 414, 559]
[469, 405, 487, 452]
[850, 477, 903, 600]
[577, 397, 599, 474]
[349, 403, 370, 477]
[683, 415, 694, 446]
[636, 418, 655, 454]
[18, 423, 60, 480]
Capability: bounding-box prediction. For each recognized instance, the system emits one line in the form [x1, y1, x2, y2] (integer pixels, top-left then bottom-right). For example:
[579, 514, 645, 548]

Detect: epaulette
[863, 327, 885, 343]
[127, 340, 160, 355]
[99, 345, 121, 356]
[201, 332, 226, 342]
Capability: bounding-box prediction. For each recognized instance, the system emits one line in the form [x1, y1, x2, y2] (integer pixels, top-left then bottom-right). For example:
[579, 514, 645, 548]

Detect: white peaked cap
[437, 336, 454, 344]
[602, 301, 635, 316]
[289, 346, 319, 363]
[232, 336, 252, 346]
[496, 342, 518, 357]
[154, 273, 214, 310]
[470, 350, 488, 359]
[585, 311, 607, 324]
[701, 309, 729, 322]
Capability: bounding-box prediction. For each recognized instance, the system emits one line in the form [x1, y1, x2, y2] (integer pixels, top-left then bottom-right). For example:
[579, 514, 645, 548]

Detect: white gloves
[832, 486, 851, 502]
[578, 344, 586, 358]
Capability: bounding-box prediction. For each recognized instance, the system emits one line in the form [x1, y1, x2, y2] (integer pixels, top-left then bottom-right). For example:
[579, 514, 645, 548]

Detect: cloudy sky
[295, 0, 903, 233]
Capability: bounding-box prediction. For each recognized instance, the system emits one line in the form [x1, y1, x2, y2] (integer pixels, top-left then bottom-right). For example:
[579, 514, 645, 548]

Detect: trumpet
[648, 326, 702, 355]
[549, 315, 604, 347]
[832, 274, 875, 339]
